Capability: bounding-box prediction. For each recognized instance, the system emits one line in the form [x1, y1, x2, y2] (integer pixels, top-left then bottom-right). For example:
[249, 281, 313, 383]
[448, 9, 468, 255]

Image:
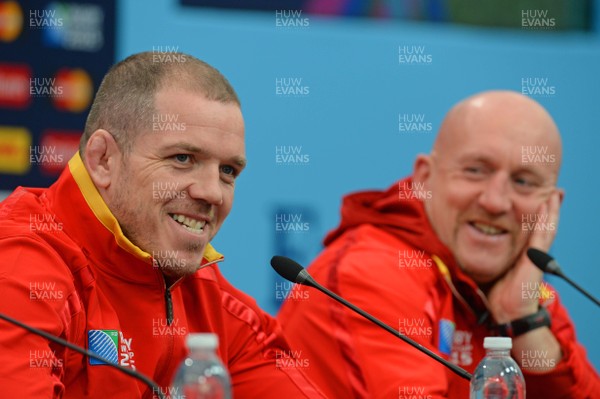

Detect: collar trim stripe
[68, 152, 151, 262]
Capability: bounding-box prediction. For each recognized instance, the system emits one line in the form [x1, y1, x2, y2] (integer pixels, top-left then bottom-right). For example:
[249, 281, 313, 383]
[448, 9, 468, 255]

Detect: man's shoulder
[312, 224, 436, 276]
[0, 232, 79, 282]
[0, 186, 84, 279]
[325, 223, 421, 255]
[0, 186, 47, 230]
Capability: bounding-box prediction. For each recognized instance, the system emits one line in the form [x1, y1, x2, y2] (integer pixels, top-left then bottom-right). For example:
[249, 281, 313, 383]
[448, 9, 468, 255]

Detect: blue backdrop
[118, 0, 600, 369]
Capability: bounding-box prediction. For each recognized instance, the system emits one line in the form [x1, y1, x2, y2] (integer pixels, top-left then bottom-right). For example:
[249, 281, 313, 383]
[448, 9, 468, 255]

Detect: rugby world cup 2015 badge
[88, 329, 119, 365]
[438, 319, 455, 356]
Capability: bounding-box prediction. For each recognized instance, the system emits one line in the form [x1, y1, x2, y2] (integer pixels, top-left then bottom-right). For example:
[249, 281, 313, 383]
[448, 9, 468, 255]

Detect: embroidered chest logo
[450, 330, 473, 366]
[88, 330, 136, 370]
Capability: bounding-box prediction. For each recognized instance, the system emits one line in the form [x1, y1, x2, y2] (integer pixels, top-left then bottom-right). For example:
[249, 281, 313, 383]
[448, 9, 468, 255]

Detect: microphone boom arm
[558, 273, 600, 307]
[300, 272, 473, 381]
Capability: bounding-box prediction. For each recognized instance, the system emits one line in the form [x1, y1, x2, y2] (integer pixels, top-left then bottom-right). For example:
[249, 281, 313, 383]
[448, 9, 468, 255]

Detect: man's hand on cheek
[487, 191, 561, 323]
[485, 191, 564, 373]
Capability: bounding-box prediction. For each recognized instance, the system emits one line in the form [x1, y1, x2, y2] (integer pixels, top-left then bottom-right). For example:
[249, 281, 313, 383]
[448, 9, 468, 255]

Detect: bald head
[433, 90, 562, 181]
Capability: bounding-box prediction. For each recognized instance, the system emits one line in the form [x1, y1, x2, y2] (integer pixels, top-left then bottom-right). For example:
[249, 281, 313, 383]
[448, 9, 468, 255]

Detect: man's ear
[413, 154, 432, 186]
[83, 130, 121, 190]
[556, 187, 565, 205]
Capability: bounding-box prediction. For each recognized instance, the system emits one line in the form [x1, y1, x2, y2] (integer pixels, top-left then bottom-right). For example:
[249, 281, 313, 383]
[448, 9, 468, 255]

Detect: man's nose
[187, 165, 223, 206]
[477, 173, 511, 214]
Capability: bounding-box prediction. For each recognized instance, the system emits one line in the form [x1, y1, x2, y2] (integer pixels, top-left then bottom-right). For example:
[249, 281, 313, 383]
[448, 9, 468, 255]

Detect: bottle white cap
[484, 337, 512, 350]
[187, 333, 219, 350]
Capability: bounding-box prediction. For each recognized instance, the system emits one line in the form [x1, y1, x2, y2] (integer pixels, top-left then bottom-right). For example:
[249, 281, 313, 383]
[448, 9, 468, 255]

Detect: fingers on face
[529, 191, 561, 250]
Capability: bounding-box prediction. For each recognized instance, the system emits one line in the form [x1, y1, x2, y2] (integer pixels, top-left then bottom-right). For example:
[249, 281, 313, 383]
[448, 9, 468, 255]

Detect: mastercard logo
[0, 0, 23, 42]
[52, 68, 94, 113]
[0, 63, 32, 109]
[39, 130, 81, 175]
[0, 126, 31, 175]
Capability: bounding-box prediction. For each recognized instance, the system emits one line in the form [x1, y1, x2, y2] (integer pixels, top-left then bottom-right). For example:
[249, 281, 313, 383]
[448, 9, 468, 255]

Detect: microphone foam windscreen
[526, 248, 553, 272]
[270, 256, 304, 283]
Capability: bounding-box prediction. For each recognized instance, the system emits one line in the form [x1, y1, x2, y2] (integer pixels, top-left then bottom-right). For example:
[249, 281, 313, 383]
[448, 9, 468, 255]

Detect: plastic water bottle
[470, 337, 525, 399]
[170, 333, 232, 399]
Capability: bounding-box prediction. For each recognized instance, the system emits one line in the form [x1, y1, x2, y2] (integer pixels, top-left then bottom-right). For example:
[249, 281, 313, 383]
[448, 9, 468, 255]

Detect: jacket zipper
[164, 287, 174, 326]
[159, 257, 225, 326]
[156, 257, 175, 326]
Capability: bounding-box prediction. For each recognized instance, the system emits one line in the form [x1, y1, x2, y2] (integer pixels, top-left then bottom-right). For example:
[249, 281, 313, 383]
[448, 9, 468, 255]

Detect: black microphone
[0, 311, 166, 399]
[270, 255, 473, 381]
[527, 248, 600, 307]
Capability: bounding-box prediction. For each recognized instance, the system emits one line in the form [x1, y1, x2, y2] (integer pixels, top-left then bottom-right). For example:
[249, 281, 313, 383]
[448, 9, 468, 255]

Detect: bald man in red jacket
[278, 91, 599, 398]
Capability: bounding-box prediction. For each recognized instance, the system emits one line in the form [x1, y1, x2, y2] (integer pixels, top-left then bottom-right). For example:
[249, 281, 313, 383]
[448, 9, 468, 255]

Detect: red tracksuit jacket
[278, 177, 600, 399]
[0, 153, 326, 398]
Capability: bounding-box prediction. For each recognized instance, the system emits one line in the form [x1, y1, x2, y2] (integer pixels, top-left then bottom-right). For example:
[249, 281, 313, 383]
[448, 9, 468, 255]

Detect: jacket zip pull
[165, 289, 174, 326]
